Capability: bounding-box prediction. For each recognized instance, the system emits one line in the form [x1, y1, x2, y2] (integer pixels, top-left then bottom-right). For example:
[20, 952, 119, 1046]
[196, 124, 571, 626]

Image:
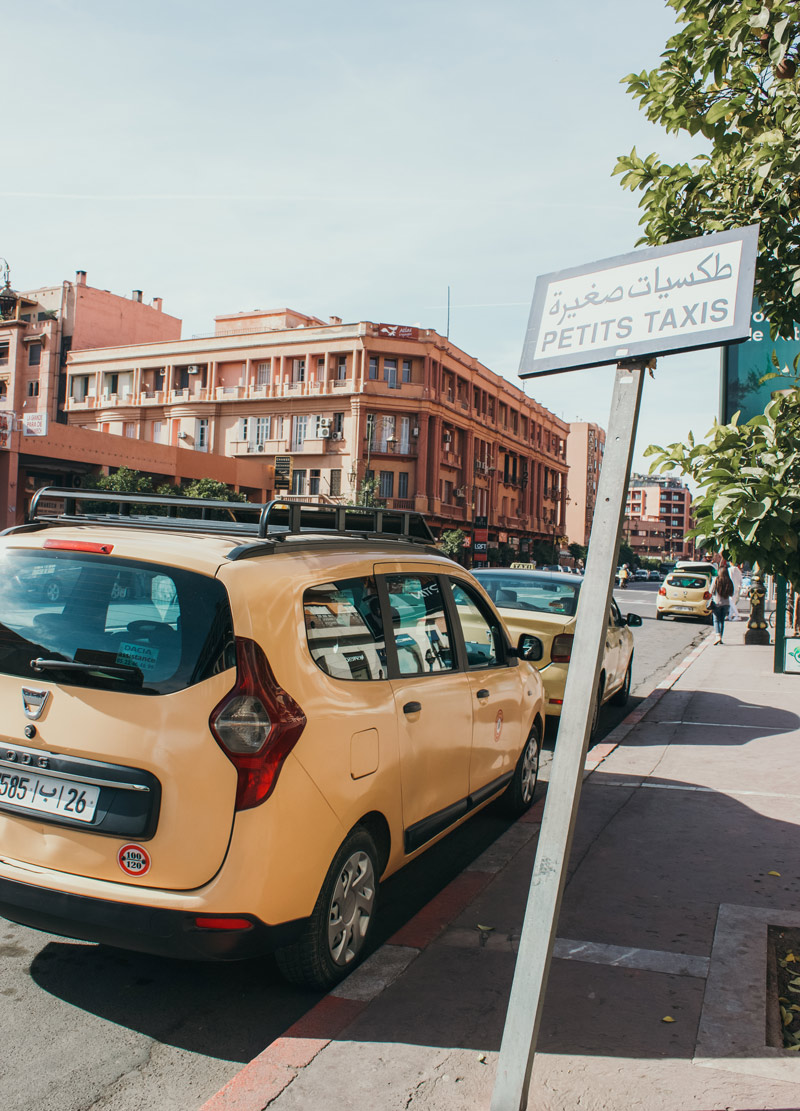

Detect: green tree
[355, 477, 383, 507]
[614, 0, 800, 336]
[647, 385, 800, 586]
[88, 467, 155, 494]
[179, 478, 247, 502]
[438, 528, 466, 560]
[568, 542, 587, 564]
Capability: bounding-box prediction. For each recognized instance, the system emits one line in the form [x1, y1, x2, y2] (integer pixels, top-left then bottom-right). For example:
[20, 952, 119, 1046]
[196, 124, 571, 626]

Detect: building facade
[65, 309, 570, 554]
[626, 473, 694, 559]
[625, 514, 667, 559]
[565, 421, 606, 548]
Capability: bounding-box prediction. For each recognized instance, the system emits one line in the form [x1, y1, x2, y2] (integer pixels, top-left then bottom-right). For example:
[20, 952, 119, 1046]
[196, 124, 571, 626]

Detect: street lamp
[0, 258, 17, 320]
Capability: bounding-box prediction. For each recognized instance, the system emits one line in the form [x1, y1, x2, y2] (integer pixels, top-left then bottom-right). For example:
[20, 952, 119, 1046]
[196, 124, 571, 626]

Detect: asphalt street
[0, 582, 712, 1111]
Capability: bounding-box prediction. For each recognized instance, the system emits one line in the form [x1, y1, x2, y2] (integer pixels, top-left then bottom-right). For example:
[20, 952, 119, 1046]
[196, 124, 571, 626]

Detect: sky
[4, 0, 721, 479]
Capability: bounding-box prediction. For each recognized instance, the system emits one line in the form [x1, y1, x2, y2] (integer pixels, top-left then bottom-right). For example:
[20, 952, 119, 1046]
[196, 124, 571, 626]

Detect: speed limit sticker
[118, 844, 151, 877]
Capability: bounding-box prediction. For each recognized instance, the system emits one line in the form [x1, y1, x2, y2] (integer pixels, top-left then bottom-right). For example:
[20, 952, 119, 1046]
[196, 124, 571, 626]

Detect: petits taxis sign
[520, 225, 758, 377]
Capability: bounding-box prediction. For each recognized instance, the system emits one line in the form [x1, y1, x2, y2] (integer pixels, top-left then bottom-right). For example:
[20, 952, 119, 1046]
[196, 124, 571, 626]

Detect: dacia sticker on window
[116, 643, 159, 672]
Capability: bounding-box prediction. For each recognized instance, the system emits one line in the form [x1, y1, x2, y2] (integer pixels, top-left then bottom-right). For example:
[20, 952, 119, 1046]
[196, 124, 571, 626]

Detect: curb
[200, 631, 713, 1111]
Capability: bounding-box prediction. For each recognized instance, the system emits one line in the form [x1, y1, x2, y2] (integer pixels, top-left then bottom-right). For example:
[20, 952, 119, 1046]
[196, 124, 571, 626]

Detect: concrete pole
[491, 360, 647, 1111]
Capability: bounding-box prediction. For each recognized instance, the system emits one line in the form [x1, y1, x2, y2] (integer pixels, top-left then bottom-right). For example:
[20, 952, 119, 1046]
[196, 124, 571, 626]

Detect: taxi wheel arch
[275, 824, 381, 989]
[589, 674, 605, 740]
[610, 656, 632, 707]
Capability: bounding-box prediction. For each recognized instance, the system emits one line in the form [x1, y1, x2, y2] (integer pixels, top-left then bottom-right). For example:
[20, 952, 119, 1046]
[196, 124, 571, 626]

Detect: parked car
[634, 568, 649, 581]
[472, 567, 642, 738]
[656, 570, 714, 622]
[0, 491, 545, 989]
[648, 570, 662, 582]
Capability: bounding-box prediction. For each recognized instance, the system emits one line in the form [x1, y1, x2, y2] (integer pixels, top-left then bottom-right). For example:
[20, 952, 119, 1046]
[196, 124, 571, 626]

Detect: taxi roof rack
[24, 488, 436, 550]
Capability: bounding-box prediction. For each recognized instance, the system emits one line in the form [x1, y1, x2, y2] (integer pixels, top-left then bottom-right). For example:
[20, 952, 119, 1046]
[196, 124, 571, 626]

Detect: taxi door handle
[476, 688, 490, 699]
[403, 701, 421, 715]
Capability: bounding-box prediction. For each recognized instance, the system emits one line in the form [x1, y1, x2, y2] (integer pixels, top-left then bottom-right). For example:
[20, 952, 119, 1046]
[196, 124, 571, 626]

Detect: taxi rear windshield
[475, 573, 580, 617]
[666, 575, 708, 590]
[0, 549, 235, 695]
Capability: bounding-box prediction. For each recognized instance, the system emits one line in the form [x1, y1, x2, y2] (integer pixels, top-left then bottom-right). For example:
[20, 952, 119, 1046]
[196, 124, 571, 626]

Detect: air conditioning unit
[177, 431, 188, 440]
[187, 365, 201, 374]
[258, 443, 266, 452]
[320, 427, 331, 438]
[330, 431, 343, 441]
[318, 417, 332, 428]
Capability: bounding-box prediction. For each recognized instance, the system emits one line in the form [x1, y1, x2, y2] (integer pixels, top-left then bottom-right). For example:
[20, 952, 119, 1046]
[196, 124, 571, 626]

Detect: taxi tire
[588, 678, 604, 741]
[500, 722, 541, 817]
[275, 826, 379, 990]
[656, 611, 664, 620]
[610, 659, 632, 707]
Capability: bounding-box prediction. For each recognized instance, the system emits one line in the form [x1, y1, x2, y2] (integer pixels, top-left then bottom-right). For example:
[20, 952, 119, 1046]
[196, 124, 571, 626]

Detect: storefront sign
[378, 323, 419, 341]
[721, 300, 800, 423]
[22, 414, 48, 436]
[521, 225, 759, 377]
[273, 455, 293, 491]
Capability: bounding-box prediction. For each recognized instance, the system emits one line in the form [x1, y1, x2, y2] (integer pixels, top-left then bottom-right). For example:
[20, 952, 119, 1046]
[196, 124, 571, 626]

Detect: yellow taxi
[0, 491, 544, 988]
[656, 569, 714, 622]
[473, 567, 641, 736]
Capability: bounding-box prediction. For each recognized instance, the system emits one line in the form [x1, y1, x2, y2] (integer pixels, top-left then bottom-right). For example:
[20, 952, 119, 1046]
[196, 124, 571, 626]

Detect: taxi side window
[610, 600, 625, 627]
[449, 579, 506, 669]
[383, 573, 455, 676]
[303, 577, 387, 681]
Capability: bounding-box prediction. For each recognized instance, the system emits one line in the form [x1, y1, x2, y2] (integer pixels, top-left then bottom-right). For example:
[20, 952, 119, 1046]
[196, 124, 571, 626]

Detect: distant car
[648, 570, 662, 582]
[540, 564, 561, 573]
[657, 571, 714, 622]
[634, 569, 649, 581]
[473, 567, 642, 738]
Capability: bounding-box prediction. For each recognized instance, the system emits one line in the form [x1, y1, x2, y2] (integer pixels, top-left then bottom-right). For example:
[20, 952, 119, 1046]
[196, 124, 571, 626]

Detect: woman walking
[711, 564, 735, 644]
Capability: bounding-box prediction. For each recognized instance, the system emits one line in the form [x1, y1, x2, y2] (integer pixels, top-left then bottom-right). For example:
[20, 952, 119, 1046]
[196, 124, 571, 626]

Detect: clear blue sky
[4, 0, 720, 476]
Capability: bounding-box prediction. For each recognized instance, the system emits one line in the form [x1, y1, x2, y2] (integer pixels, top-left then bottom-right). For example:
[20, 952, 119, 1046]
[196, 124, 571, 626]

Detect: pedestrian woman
[711, 564, 735, 644]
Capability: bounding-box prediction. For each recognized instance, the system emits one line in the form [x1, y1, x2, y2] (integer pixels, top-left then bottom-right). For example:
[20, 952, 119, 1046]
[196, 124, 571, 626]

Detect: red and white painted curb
[200, 632, 712, 1110]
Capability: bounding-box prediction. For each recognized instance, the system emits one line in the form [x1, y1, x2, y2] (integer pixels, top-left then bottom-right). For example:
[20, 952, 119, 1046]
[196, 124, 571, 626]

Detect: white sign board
[22, 414, 48, 436]
[520, 225, 759, 377]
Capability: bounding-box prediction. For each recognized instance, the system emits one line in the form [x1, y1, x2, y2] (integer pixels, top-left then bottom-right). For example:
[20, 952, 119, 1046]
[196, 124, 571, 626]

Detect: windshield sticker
[116, 643, 159, 672]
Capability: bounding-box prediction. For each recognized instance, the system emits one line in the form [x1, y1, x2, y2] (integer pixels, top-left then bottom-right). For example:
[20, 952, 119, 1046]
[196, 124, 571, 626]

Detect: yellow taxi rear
[656, 572, 713, 622]
[0, 500, 545, 987]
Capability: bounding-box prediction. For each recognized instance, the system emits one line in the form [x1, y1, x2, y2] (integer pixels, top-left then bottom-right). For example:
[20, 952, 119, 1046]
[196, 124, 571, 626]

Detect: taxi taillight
[209, 637, 306, 811]
[551, 633, 574, 663]
[658, 586, 667, 595]
[703, 591, 712, 600]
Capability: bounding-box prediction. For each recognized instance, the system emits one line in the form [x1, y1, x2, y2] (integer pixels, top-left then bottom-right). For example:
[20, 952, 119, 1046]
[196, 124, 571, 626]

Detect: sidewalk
[202, 621, 800, 1111]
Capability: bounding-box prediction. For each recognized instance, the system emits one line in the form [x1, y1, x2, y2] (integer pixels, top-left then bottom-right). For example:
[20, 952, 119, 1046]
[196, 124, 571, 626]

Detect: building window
[292, 469, 307, 495]
[383, 358, 398, 388]
[369, 357, 378, 380]
[196, 418, 209, 450]
[329, 469, 341, 496]
[333, 412, 344, 435]
[124, 422, 136, 437]
[317, 357, 325, 374]
[0, 343, 8, 367]
[292, 358, 305, 383]
[366, 414, 375, 444]
[28, 343, 42, 367]
[337, 356, 347, 380]
[292, 415, 308, 451]
[256, 361, 271, 386]
[153, 421, 164, 443]
[398, 471, 409, 499]
[254, 416, 270, 446]
[402, 359, 412, 383]
[27, 381, 39, 397]
[379, 471, 394, 499]
[310, 469, 321, 495]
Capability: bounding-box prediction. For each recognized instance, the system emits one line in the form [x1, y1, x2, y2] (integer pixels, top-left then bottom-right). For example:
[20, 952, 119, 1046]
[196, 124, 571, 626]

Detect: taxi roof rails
[26, 488, 436, 547]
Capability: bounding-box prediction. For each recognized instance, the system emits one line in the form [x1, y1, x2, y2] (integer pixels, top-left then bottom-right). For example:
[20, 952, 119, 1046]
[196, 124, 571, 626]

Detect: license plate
[673, 605, 693, 612]
[0, 769, 100, 822]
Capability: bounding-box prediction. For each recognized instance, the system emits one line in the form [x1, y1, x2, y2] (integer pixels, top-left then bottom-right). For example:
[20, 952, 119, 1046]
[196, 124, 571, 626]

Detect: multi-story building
[0, 270, 263, 529]
[626, 473, 694, 559]
[565, 421, 605, 547]
[65, 308, 569, 554]
[625, 514, 667, 559]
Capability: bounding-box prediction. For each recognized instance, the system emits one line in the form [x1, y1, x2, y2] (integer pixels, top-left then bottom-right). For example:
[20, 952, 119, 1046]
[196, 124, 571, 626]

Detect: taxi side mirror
[514, 633, 543, 661]
[625, 613, 643, 627]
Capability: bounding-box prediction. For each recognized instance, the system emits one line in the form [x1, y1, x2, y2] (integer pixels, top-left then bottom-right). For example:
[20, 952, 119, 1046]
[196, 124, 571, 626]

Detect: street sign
[521, 225, 759, 377]
[273, 455, 293, 491]
[721, 300, 800, 423]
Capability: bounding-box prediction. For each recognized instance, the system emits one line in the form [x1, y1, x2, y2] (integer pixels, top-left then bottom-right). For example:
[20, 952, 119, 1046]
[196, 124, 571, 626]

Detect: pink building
[626, 473, 694, 559]
[64, 308, 570, 556]
[565, 421, 606, 547]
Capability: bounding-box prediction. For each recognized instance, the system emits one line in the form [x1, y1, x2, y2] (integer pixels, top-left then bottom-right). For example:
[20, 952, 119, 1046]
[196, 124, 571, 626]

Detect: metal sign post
[491, 359, 646, 1111]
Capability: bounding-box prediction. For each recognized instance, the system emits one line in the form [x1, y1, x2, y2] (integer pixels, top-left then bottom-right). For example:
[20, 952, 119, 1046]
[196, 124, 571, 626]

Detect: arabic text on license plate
[0, 769, 99, 822]
[674, 605, 693, 611]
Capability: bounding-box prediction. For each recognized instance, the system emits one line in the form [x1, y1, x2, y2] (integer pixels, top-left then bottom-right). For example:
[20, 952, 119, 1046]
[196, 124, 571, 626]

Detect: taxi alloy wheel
[275, 826, 379, 989]
[610, 659, 632, 707]
[501, 723, 540, 817]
